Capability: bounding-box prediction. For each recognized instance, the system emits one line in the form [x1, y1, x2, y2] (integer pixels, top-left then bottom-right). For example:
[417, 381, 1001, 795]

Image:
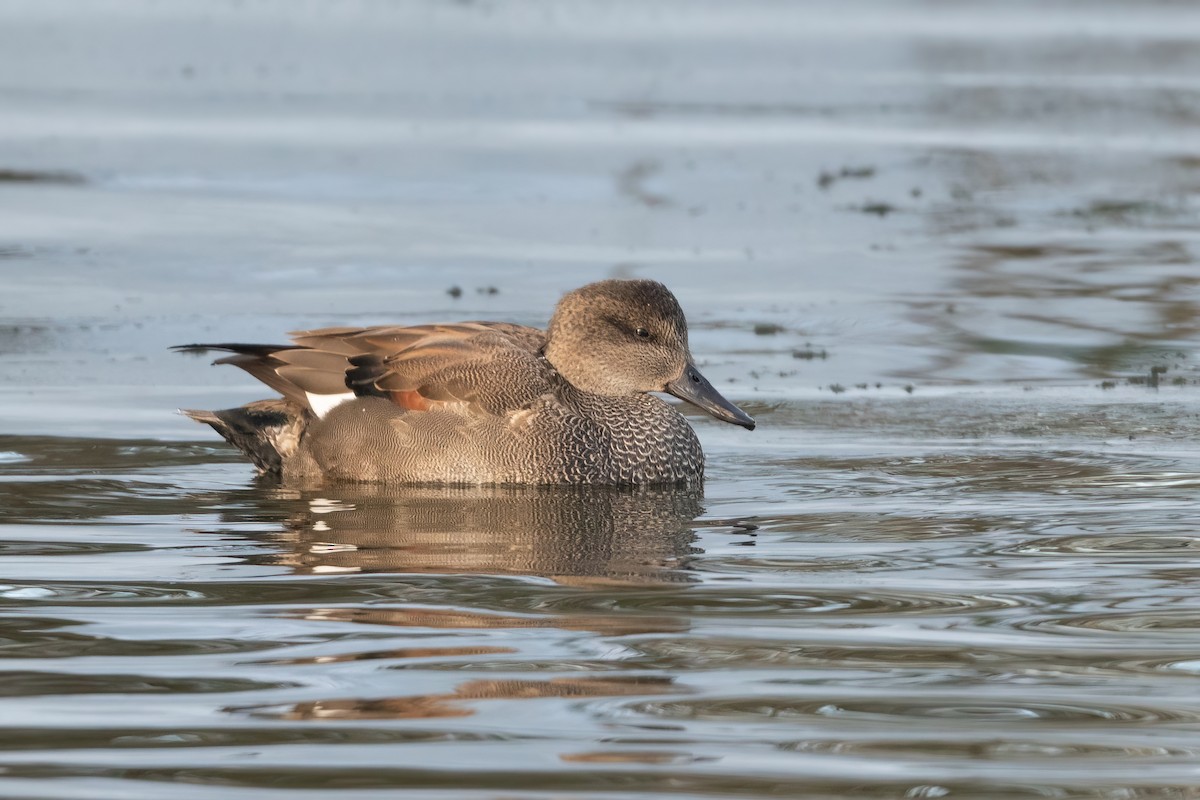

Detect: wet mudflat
[2, 1, 1200, 798]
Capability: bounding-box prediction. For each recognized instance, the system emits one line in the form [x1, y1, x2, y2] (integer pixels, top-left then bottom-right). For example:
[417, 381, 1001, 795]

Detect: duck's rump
[183, 399, 310, 475]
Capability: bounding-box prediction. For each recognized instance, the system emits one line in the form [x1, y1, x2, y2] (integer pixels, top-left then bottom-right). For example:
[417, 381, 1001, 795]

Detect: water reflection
[252, 484, 706, 586]
[295, 605, 688, 637]
[903, 25, 1200, 386]
[906, 237, 1200, 382]
[245, 676, 680, 722]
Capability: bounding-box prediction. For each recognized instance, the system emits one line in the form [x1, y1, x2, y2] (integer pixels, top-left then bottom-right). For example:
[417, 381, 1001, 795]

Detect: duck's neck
[543, 344, 608, 395]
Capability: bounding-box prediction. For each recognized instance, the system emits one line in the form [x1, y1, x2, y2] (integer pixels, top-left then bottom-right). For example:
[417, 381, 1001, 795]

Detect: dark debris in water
[447, 285, 498, 299]
[1127, 365, 1175, 389]
[818, 382, 911, 395]
[0, 168, 86, 185]
[1066, 199, 1183, 224]
[1100, 359, 1200, 389]
[858, 201, 898, 217]
[0, 245, 33, 259]
[753, 323, 785, 336]
[0, 322, 56, 354]
[817, 165, 877, 190]
[971, 243, 1096, 260]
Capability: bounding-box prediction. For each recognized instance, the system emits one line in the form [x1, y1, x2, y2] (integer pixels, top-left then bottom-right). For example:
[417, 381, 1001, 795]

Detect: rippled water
[3, 395, 1200, 798]
[3, 0, 1200, 797]
[2, 391, 1200, 796]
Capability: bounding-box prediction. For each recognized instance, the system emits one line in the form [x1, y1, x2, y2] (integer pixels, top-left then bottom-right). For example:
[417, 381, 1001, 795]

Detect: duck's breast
[299, 394, 703, 485]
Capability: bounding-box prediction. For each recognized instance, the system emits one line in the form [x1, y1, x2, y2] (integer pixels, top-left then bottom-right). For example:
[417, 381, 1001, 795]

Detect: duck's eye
[635, 327, 651, 339]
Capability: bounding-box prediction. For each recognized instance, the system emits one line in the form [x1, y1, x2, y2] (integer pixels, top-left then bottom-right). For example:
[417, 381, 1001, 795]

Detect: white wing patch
[305, 392, 355, 418]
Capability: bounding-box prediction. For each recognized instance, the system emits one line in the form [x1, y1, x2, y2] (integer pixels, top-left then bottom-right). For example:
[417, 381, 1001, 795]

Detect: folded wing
[178, 322, 552, 418]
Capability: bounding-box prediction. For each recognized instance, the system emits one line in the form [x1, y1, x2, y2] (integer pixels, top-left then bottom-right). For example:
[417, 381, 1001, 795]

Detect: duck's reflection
[223, 485, 706, 722]
[260, 484, 705, 585]
[238, 675, 682, 721]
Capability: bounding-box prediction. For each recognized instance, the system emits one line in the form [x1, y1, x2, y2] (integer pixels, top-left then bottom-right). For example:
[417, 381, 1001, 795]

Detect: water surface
[2, 1, 1200, 797]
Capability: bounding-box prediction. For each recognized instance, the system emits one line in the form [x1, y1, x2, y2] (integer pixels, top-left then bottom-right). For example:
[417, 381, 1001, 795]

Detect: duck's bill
[666, 364, 756, 430]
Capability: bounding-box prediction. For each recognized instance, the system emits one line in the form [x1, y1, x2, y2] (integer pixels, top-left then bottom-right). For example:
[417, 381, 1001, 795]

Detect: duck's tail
[182, 399, 309, 475]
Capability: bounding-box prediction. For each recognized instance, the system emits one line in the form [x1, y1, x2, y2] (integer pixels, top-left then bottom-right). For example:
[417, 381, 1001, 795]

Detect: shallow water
[3, 1, 1200, 798]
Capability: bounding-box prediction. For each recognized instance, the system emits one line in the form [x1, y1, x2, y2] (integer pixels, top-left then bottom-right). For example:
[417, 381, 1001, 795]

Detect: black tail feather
[173, 343, 314, 408]
[172, 343, 303, 358]
[346, 354, 390, 398]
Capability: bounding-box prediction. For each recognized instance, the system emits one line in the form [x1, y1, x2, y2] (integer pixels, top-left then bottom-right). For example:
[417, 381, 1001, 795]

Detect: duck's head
[545, 279, 755, 430]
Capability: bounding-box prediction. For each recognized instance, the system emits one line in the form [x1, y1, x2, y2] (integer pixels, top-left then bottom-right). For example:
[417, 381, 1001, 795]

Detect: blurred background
[2, 0, 1199, 436]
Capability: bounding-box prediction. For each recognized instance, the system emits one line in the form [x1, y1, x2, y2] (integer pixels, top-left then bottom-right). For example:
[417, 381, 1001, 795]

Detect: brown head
[544, 279, 755, 430]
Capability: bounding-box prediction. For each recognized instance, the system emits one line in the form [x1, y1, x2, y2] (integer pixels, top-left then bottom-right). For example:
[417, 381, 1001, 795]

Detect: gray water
[2, 1, 1200, 797]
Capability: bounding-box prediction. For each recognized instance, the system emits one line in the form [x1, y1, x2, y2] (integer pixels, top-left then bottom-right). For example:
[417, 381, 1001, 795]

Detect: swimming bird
[177, 279, 754, 485]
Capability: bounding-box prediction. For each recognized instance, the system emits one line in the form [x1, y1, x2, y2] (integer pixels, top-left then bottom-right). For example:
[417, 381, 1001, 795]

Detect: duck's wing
[179, 323, 553, 418]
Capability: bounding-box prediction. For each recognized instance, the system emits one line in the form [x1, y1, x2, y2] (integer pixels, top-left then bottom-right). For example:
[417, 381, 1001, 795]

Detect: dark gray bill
[665, 363, 756, 430]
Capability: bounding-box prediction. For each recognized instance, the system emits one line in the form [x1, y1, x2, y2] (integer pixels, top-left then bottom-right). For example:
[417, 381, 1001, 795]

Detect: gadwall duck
[177, 279, 754, 485]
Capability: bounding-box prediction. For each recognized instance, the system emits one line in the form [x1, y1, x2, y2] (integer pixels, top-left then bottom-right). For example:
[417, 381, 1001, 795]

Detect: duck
[176, 278, 754, 485]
